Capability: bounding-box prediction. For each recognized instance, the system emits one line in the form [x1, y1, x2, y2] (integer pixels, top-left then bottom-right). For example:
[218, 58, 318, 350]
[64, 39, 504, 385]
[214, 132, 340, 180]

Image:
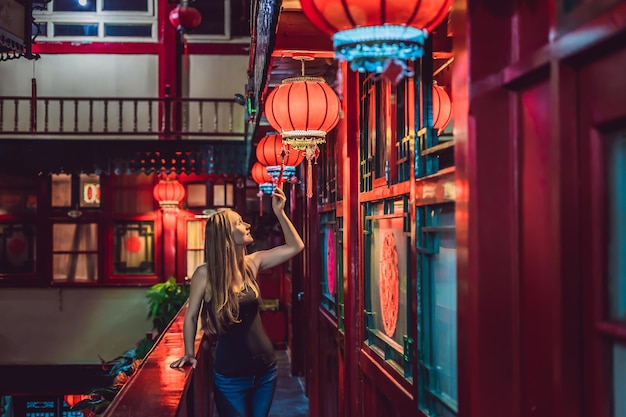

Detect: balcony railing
[0, 96, 246, 139]
[102, 304, 215, 417]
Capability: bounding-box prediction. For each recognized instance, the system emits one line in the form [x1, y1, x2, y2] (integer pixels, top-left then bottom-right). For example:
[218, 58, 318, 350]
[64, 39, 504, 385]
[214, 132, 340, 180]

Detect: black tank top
[210, 286, 276, 377]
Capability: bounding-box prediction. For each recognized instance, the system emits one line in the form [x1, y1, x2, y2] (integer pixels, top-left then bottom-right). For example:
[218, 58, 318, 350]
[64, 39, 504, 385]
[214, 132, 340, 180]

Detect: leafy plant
[146, 276, 190, 333]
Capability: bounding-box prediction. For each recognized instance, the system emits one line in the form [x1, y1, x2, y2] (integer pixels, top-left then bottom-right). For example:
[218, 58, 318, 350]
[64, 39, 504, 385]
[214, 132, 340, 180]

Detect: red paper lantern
[264, 78, 341, 147]
[251, 162, 271, 185]
[169, 2, 202, 33]
[301, 0, 451, 35]
[300, 0, 452, 80]
[153, 177, 185, 210]
[256, 133, 305, 167]
[264, 69, 341, 198]
[432, 83, 452, 133]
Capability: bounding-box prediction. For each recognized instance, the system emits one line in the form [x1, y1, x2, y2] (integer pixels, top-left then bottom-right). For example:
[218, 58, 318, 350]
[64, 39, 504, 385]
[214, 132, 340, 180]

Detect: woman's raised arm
[249, 187, 304, 272]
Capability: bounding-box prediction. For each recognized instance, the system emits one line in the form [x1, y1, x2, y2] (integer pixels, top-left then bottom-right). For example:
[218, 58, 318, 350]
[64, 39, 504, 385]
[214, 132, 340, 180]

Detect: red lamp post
[153, 175, 185, 280]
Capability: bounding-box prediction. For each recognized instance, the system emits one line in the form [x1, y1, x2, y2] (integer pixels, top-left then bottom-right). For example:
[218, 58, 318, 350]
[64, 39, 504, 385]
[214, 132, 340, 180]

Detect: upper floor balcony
[0, 94, 247, 141]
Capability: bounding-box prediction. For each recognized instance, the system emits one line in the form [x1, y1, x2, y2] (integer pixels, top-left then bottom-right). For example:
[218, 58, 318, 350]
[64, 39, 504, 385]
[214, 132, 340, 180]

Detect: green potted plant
[146, 276, 190, 334]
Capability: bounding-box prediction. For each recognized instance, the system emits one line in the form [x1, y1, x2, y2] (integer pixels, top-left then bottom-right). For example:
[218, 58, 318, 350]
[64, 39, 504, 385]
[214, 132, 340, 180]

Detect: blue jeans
[213, 365, 278, 417]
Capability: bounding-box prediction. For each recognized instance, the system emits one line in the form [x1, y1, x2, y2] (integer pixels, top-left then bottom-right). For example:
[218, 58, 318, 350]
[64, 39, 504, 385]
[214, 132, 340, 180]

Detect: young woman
[170, 187, 304, 417]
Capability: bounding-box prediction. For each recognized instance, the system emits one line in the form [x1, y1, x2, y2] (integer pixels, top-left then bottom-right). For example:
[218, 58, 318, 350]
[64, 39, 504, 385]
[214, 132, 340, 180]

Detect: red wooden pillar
[342, 62, 362, 417]
[162, 211, 178, 280]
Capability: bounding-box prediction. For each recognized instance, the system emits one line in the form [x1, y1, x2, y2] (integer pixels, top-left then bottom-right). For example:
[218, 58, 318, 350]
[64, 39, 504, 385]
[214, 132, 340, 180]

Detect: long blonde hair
[202, 209, 259, 334]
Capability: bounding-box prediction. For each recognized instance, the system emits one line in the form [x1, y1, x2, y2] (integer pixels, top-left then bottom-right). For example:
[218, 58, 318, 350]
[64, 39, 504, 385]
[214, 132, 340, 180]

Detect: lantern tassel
[307, 159, 313, 199]
[183, 34, 189, 73]
[277, 161, 285, 190]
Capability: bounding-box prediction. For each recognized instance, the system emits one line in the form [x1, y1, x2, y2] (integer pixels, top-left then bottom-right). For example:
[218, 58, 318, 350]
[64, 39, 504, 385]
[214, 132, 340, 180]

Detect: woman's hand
[169, 355, 197, 369]
[272, 186, 287, 216]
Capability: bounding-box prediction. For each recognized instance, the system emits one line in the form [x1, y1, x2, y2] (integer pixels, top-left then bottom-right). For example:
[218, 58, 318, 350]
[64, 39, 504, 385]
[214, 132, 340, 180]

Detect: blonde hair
[202, 209, 259, 334]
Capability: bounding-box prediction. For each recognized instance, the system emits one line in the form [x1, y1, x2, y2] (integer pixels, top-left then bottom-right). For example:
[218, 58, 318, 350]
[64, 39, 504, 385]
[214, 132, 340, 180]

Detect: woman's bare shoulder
[190, 264, 209, 296]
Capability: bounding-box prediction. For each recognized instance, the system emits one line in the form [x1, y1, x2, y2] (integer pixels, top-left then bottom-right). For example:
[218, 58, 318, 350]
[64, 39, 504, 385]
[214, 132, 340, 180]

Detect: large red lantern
[264, 57, 341, 198]
[153, 177, 185, 210]
[300, 0, 452, 80]
[432, 83, 452, 134]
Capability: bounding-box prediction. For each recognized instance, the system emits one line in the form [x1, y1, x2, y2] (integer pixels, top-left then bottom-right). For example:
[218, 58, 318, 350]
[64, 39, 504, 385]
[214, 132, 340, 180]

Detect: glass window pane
[193, 0, 225, 35]
[0, 223, 36, 274]
[226, 183, 234, 206]
[79, 174, 100, 208]
[613, 343, 626, 417]
[431, 205, 458, 405]
[104, 24, 152, 37]
[53, 253, 98, 282]
[54, 0, 96, 12]
[53, 223, 98, 252]
[113, 221, 154, 274]
[214, 184, 225, 206]
[608, 134, 626, 323]
[187, 219, 205, 278]
[33, 22, 47, 37]
[51, 174, 72, 207]
[54, 24, 99, 37]
[113, 189, 153, 214]
[187, 184, 207, 208]
[102, 0, 149, 11]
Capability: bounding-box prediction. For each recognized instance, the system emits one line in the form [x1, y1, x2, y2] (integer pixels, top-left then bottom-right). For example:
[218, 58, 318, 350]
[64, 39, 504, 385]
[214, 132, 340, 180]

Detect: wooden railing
[102, 304, 215, 417]
[0, 96, 246, 139]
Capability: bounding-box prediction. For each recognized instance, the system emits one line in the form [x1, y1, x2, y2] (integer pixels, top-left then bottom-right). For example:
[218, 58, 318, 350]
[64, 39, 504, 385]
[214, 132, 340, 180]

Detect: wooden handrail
[103, 304, 214, 417]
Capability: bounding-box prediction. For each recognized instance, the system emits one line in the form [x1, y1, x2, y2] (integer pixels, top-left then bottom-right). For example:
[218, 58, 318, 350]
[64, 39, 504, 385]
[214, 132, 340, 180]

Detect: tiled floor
[269, 350, 309, 417]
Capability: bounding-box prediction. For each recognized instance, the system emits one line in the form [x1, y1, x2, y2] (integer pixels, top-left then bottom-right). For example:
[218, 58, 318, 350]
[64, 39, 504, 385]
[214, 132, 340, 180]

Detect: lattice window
[363, 197, 413, 380]
[112, 220, 154, 275]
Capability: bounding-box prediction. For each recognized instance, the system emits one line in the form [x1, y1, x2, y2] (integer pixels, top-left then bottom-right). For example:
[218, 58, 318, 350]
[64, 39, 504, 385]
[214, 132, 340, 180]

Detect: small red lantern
[250, 162, 273, 216]
[251, 162, 271, 185]
[432, 83, 452, 134]
[256, 133, 305, 168]
[168, 1, 202, 34]
[153, 177, 185, 210]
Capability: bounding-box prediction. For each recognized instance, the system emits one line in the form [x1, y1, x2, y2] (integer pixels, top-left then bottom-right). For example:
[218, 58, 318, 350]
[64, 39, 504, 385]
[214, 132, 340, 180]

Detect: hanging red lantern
[168, 1, 202, 33]
[153, 176, 185, 210]
[264, 57, 341, 198]
[256, 133, 305, 168]
[432, 83, 452, 134]
[300, 0, 452, 81]
[251, 162, 271, 185]
[169, 1, 202, 73]
[251, 162, 273, 216]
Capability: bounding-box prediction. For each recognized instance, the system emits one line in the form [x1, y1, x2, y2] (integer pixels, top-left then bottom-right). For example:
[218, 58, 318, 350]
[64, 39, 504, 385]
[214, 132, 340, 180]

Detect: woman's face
[228, 211, 253, 246]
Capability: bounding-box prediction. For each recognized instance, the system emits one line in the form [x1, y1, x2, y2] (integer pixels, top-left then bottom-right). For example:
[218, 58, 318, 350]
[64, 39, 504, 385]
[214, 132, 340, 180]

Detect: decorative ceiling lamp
[251, 162, 273, 216]
[300, 0, 452, 82]
[153, 176, 186, 211]
[264, 56, 341, 198]
[256, 132, 305, 187]
[432, 83, 452, 134]
[169, 0, 202, 72]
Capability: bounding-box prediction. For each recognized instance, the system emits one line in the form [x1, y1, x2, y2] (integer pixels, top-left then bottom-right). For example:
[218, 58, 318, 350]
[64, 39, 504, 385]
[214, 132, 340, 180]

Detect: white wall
[0, 288, 153, 365]
[0, 54, 158, 97]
